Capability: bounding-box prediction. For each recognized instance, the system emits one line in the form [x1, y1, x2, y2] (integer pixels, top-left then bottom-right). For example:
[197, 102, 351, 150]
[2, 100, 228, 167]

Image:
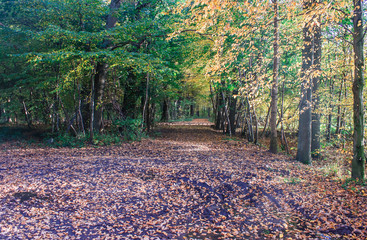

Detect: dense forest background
[0, 0, 366, 179]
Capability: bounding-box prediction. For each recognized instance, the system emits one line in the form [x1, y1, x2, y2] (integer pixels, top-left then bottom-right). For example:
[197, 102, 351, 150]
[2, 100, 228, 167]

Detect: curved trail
[0, 120, 365, 239]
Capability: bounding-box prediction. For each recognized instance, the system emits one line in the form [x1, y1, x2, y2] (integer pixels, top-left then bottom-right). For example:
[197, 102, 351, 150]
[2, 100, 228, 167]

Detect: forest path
[0, 120, 366, 239]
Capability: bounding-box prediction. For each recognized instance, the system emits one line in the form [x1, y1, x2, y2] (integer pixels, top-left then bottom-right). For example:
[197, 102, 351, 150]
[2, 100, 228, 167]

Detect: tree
[296, 0, 314, 164]
[311, 10, 321, 158]
[91, 0, 122, 137]
[270, 0, 279, 153]
[351, 0, 365, 180]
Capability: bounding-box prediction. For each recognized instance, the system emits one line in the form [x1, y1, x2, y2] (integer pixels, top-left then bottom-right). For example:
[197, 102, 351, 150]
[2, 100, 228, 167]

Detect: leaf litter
[0, 119, 366, 239]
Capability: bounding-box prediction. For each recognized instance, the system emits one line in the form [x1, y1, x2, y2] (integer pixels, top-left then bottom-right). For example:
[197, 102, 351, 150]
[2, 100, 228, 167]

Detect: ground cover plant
[0, 120, 366, 239]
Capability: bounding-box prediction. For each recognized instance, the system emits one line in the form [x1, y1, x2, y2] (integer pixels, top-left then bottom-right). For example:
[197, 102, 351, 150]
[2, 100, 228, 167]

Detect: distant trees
[0, 0, 210, 140]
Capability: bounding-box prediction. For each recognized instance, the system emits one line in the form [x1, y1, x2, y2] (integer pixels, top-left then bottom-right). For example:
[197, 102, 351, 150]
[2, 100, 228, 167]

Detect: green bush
[113, 118, 145, 141]
[47, 133, 88, 148]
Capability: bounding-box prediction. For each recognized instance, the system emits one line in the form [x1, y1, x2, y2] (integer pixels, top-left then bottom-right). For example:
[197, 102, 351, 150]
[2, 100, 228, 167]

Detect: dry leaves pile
[0, 119, 366, 239]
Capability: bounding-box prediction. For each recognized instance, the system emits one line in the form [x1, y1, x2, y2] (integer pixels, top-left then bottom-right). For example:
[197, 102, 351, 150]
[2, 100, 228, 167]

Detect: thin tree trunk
[142, 72, 150, 130]
[215, 92, 223, 130]
[351, 0, 365, 180]
[280, 82, 289, 154]
[253, 106, 258, 144]
[336, 76, 344, 134]
[77, 79, 85, 136]
[270, 0, 279, 153]
[22, 101, 32, 128]
[222, 91, 232, 137]
[260, 104, 271, 138]
[326, 78, 334, 141]
[228, 89, 237, 135]
[90, 69, 95, 141]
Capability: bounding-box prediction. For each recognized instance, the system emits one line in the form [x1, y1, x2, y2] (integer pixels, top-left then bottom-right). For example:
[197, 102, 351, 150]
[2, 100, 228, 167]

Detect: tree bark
[296, 0, 314, 164]
[270, 0, 279, 153]
[311, 14, 322, 158]
[351, 0, 365, 180]
[90, 69, 95, 141]
[326, 78, 334, 141]
[92, 0, 121, 132]
[161, 99, 169, 122]
[228, 89, 238, 136]
[222, 91, 232, 137]
[142, 73, 150, 130]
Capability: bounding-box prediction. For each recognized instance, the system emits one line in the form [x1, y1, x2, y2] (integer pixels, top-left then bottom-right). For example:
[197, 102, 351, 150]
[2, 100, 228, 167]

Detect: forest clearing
[0, 120, 366, 239]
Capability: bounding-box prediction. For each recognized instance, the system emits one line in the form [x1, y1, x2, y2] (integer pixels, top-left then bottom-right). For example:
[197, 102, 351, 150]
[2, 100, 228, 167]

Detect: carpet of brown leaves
[0, 119, 366, 239]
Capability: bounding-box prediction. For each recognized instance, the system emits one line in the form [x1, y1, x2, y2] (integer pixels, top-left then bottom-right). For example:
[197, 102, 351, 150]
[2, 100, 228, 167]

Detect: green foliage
[47, 133, 88, 148]
[113, 118, 145, 141]
[283, 177, 302, 185]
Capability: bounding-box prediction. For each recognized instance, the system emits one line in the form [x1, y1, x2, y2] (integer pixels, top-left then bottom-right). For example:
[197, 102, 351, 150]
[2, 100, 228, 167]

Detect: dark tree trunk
[215, 93, 223, 130]
[228, 89, 238, 136]
[351, 0, 365, 180]
[190, 103, 194, 117]
[161, 99, 169, 122]
[222, 91, 232, 136]
[270, 0, 279, 153]
[296, 0, 314, 164]
[311, 14, 322, 158]
[93, 62, 107, 132]
[92, 0, 121, 133]
[90, 69, 95, 141]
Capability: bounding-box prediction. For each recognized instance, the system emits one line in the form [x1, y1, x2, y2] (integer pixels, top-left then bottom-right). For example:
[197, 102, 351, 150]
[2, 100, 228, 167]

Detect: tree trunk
[296, 0, 314, 164]
[228, 89, 237, 136]
[253, 106, 258, 144]
[142, 73, 150, 130]
[336, 76, 344, 134]
[22, 100, 32, 128]
[90, 69, 95, 141]
[351, 0, 365, 180]
[280, 82, 289, 154]
[161, 99, 169, 122]
[311, 14, 321, 158]
[222, 91, 232, 137]
[92, 0, 121, 132]
[270, 0, 279, 153]
[326, 78, 334, 141]
[93, 62, 107, 132]
[260, 104, 271, 138]
[215, 92, 223, 130]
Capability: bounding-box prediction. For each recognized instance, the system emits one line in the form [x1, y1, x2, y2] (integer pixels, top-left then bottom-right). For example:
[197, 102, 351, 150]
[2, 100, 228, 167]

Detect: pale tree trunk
[351, 0, 365, 180]
[296, 0, 314, 164]
[270, 0, 279, 153]
[311, 14, 321, 158]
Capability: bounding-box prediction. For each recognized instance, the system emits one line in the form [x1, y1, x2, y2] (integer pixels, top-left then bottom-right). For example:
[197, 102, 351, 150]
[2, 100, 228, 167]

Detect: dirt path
[0, 120, 366, 239]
